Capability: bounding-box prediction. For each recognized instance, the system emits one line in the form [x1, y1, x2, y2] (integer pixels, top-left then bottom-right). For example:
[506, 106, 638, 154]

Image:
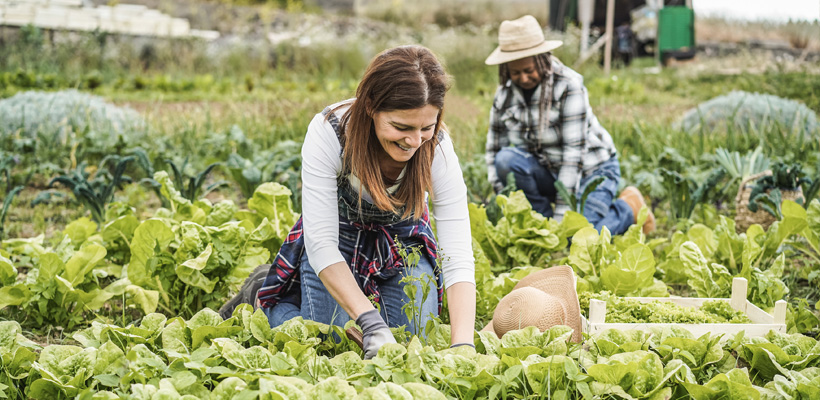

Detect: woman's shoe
[618, 186, 656, 234]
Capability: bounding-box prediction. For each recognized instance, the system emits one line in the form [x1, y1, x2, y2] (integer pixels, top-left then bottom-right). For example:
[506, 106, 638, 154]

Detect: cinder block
[66, 10, 98, 31]
[111, 4, 148, 17]
[168, 18, 189, 36]
[34, 7, 68, 28]
[93, 5, 113, 18]
[99, 18, 131, 33]
[4, 3, 37, 18]
[4, 6, 36, 26]
[50, 0, 84, 7]
[141, 9, 164, 19]
[128, 16, 161, 35]
[189, 29, 220, 41]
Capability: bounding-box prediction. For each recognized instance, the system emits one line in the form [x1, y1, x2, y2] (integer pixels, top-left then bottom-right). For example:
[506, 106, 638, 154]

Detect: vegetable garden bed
[583, 277, 788, 337]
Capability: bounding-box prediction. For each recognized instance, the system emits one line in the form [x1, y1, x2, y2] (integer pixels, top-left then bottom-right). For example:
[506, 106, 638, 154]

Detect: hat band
[500, 39, 546, 53]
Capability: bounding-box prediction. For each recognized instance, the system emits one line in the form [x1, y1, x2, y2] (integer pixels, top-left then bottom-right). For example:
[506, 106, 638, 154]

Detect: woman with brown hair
[220, 45, 476, 359]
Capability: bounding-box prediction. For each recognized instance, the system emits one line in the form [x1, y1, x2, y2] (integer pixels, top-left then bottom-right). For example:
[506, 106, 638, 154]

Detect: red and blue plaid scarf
[256, 209, 442, 311]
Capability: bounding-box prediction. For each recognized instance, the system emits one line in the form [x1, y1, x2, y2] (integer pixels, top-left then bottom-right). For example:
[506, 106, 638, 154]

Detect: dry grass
[672, 50, 820, 76]
[354, 0, 549, 28]
[696, 17, 820, 51]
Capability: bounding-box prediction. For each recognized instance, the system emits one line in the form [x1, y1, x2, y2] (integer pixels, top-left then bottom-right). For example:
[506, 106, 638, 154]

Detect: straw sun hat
[482, 265, 583, 343]
[485, 15, 564, 65]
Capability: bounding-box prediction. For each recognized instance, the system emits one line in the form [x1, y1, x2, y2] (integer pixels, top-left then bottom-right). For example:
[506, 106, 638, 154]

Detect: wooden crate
[582, 278, 787, 338]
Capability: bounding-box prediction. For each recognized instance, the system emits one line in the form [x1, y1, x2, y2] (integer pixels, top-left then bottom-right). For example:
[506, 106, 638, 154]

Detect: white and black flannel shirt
[485, 57, 617, 219]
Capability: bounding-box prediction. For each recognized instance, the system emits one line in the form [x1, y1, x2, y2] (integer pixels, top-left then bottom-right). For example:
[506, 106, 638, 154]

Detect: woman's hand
[318, 262, 398, 359]
[356, 309, 397, 359]
[446, 281, 477, 346]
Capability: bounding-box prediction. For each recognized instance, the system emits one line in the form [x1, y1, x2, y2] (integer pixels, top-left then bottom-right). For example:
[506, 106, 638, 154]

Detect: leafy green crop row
[469, 193, 820, 332]
[0, 177, 297, 328]
[1, 306, 819, 399]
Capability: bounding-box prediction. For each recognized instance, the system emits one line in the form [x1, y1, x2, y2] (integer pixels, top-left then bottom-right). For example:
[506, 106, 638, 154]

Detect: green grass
[2, 15, 820, 239]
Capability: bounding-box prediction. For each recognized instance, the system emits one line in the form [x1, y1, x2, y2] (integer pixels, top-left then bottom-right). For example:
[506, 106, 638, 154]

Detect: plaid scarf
[256, 106, 443, 312]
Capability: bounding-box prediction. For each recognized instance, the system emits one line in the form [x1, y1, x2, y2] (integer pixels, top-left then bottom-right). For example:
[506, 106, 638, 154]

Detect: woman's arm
[447, 281, 477, 344]
[431, 133, 477, 345]
[554, 79, 588, 219]
[302, 110, 368, 317]
[317, 261, 376, 319]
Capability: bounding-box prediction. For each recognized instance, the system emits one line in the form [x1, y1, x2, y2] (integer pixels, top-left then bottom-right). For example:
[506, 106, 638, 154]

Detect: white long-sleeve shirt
[300, 106, 476, 288]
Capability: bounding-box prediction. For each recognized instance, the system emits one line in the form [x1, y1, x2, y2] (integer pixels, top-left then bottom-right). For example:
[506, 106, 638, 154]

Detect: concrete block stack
[0, 0, 218, 40]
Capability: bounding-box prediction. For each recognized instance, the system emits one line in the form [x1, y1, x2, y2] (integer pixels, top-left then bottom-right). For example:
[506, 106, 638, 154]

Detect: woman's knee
[298, 255, 351, 327]
[264, 303, 300, 328]
[494, 147, 531, 179]
[581, 177, 618, 223]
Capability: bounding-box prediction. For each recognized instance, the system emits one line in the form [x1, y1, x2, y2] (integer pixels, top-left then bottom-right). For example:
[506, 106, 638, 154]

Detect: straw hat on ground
[485, 15, 563, 65]
[482, 265, 583, 342]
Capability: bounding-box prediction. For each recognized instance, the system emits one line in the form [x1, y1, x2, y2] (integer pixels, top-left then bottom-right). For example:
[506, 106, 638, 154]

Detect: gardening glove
[356, 309, 396, 359]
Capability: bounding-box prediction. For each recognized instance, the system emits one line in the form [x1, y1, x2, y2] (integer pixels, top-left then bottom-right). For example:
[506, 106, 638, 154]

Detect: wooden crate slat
[745, 302, 775, 324]
[581, 278, 786, 338]
[773, 301, 787, 324]
[731, 278, 748, 313]
[627, 297, 724, 307]
[589, 299, 606, 323]
[584, 320, 787, 337]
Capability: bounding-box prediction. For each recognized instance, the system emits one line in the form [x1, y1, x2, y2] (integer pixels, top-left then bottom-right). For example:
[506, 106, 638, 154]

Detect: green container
[658, 6, 695, 58]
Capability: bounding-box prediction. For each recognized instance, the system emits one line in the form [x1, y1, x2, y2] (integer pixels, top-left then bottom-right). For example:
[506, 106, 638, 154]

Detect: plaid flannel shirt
[485, 57, 617, 219]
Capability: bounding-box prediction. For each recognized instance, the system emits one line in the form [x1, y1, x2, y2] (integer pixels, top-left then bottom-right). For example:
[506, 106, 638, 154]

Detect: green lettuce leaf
[127, 219, 174, 287]
[679, 241, 731, 298]
[175, 243, 216, 293]
[601, 243, 655, 296]
[680, 368, 760, 400]
[63, 217, 98, 246]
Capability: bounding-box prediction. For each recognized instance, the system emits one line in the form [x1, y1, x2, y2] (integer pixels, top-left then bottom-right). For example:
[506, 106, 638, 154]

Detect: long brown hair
[499, 52, 554, 150]
[333, 45, 450, 220]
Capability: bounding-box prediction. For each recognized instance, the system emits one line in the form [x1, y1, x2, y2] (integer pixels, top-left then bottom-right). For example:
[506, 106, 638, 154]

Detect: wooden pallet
[582, 277, 787, 338]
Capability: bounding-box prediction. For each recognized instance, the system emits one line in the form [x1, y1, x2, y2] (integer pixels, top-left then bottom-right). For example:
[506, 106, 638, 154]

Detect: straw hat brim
[482, 265, 583, 342]
[485, 40, 564, 65]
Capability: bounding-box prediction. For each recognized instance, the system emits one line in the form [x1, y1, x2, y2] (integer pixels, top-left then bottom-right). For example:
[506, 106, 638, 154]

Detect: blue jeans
[495, 147, 557, 218]
[579, 156, 634, 235]
[495, 147, 633, 235]
[263, 234, 439, 336]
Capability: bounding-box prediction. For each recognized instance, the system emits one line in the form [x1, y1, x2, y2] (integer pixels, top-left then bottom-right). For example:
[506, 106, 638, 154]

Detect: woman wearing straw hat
[220, 45, 476, 359]
[485, 15, 654, 235]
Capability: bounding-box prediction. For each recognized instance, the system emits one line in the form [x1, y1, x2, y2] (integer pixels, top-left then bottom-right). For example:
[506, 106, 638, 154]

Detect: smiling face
[507, 56, 541, 90]
[372, 104, 439, 175]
